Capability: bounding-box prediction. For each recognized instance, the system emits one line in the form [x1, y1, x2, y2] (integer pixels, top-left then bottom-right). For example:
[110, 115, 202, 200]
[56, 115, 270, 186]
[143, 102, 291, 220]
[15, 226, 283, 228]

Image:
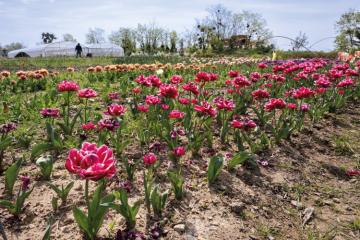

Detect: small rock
[74, 183, 83, 191]
[173, 224, 186, 233]
[291, 200, 303, 208]
[302, 207, 315, 226]
[345, 205, 353, 211]
[323, 200, 333, 206]
[333, 198, 341, 203]
[230, 202, 246, 215]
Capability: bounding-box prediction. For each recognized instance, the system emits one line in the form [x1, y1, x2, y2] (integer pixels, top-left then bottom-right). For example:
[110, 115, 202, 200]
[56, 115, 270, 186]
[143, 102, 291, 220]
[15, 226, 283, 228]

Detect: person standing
[75, 43, 82, 57]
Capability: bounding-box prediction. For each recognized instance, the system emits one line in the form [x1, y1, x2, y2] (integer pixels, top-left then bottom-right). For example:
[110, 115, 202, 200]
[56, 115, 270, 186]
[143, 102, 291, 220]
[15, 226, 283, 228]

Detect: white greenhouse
[8, 41, 124, 58]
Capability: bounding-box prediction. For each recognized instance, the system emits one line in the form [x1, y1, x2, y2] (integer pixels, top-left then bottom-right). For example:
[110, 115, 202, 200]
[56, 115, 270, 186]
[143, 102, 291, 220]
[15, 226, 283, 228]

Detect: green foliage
[72, 181, 114, 240]
[207, 155, 224, 184]
[0, 186, 34, 217]
[227, 151, 253, 170]
[5, 158, 22, 195]
[42, 216, 55, 240]
[36, 156, 53, 180]
[167, 171, 184, 200]
[103, 189, 141, 230]
[48, 182, 74, 205]
[150, 186, 168, 217]
[143, 170, 154, 213]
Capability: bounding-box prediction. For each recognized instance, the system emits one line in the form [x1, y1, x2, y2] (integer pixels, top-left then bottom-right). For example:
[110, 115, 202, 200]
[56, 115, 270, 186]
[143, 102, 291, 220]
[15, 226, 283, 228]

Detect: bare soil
[1, 104, 360, 240]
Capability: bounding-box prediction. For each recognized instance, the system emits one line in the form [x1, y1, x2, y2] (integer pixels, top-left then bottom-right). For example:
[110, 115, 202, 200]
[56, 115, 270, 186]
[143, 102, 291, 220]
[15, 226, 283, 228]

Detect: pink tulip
[65, 142, 116, 181]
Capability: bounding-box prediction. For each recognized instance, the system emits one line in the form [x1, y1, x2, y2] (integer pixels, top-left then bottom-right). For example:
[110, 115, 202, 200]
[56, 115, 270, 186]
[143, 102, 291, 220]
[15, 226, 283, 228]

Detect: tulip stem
[85, 179, 89, 207]
[84, 99, 88, 123]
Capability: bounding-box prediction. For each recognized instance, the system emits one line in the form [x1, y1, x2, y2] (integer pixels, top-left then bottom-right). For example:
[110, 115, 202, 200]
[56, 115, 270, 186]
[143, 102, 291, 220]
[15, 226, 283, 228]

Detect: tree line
[1, 5, 359, 57]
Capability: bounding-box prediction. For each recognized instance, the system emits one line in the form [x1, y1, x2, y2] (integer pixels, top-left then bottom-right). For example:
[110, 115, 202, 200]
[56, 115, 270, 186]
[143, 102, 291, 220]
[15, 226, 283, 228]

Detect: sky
[0, 0, 359, 51]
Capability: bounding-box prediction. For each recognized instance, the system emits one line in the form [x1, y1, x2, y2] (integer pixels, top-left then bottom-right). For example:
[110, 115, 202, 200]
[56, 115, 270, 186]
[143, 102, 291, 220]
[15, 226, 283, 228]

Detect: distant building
[8, 41, 124, 58]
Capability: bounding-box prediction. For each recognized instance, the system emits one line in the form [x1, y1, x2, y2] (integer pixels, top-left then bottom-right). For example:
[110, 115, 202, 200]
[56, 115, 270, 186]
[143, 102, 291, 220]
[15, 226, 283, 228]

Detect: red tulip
[194, 101, 217, 118]
[57, 80, 79, 92]
[105, 103, 126, 117]
[264, 98, 286, 111]
[145, 95, 161, 105]
[65, 142, 116, 181]
[173, 146, 186, 157]
[159, 84, 179, 99]
[40, 108, 60, 118]
[78, 88, 98, 98]
[82, 122, 96, 131]
[169, 110, 185, 119]
[143, 153, 157, 165]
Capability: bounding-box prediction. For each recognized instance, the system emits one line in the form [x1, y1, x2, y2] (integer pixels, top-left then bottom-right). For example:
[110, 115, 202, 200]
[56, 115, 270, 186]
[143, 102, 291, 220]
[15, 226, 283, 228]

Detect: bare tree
[86, 28, 105, 44]
[291, 31, 309, 51]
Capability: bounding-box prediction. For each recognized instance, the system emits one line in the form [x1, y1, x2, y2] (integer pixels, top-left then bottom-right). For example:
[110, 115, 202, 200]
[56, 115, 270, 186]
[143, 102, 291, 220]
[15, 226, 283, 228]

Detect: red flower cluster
[145, 95, 162, 105]
[292, 87, 315, 99]
[195, 71, 218, 83]
[159, 84, 178, 99]
[182, 82, 200, 95]
[173, 146, 186, 157]
[57, 80, 79, 92]
[143, 153, 157, 165]
[251, 89, 270, 100]
[82, 122, 96, 131]
[105, 103, 126, 117]
[228, 70, 239, 78]
[65, 142, 116, 181]
[98, 118, 120, 131]
[169, 110, 185, 119]
[336, 78, 354, 88]
[233, 75, 251, 88]
[137, 105, 149, 112]
[78, 88, 98, 98]
[40, 108, 60, 118]
[213, 97, 235, 111]
[194, 101, 217, 118]
[170, 75, 183, 84]
[264, 98, 286, 111]
[315, 78, 331, 88]
[231, 118, 257, 131]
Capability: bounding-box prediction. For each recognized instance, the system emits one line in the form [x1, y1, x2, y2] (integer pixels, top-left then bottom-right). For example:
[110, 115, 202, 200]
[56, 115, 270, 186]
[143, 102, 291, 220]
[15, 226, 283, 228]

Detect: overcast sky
[1, 0, 359, 50]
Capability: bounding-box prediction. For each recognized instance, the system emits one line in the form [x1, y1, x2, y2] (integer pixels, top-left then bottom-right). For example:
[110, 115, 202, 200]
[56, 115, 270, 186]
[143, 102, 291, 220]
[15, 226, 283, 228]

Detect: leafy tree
[86, 28, 105, 44]
[335, 9, 360, 51]
[291, 31, 309, 51]
[4, 42, 25, 51]
[41, 32, 57, 44]
[170, 31, 178, 53]
[109, 28, 136, 56]
[62, 33, 76, 42]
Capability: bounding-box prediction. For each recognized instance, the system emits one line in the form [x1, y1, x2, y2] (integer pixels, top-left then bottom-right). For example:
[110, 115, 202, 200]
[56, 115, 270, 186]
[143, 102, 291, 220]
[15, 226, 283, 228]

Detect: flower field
[0, 56, 360, 239]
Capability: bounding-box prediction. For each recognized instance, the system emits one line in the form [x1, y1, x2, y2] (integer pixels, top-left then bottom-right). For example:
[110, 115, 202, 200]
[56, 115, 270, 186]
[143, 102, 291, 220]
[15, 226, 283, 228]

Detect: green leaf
[227, 151, 252, 170]
[0, 137, 12, 151]
[69, 109, 82, 134]
[5, 158, 22, 195]
[73, 207, 90, 238]
[42, 216, 55, 240]
[31, 143, 54, 161]
[0, 199, 14, 209]
[207, 155, 224, 184]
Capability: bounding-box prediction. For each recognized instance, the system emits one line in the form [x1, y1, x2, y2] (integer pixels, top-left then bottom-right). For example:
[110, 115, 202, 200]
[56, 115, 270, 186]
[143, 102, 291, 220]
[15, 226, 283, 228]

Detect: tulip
[143, 153, 157, 166]
[65, 142, 116, 181]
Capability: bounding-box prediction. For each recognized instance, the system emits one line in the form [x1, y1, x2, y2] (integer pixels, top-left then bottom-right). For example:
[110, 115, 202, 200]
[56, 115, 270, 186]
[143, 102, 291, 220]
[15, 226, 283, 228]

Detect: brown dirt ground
[1, 104, 360, 240]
